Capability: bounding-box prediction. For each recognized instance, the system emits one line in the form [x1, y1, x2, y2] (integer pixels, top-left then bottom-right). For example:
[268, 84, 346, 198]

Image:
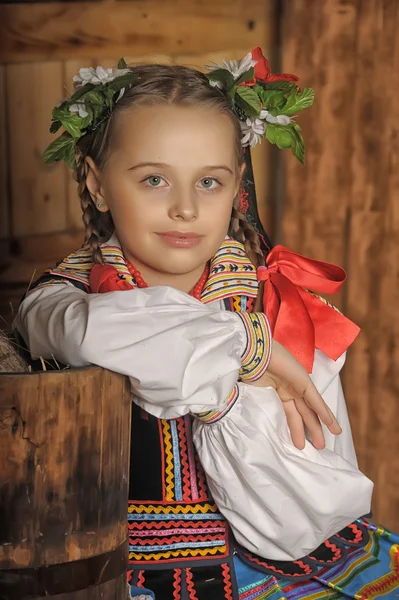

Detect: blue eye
[199, 177, 220, 190]
[146, 176, 163, 187]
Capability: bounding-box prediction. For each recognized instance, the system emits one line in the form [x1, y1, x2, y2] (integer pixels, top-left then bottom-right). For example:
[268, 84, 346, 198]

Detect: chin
[156, 257, 205, 275]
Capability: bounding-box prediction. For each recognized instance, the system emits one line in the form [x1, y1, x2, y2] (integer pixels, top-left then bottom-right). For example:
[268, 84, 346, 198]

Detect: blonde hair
[75, 63, 265, 267]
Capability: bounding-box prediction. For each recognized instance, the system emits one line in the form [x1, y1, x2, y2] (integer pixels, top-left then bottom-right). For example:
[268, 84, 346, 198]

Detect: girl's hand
[246, 340, 342, 450]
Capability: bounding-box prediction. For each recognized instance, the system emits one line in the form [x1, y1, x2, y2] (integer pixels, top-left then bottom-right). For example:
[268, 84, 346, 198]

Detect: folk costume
[16, 49, 399, 599]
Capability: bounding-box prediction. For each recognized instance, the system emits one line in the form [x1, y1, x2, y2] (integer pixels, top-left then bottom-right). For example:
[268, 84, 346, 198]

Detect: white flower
[260, 109, 292, 126]
[73, 66, 131, 87]
[116, 87, 126, 102]
[209, 79, 223, 89]
[69, 102, 89, 118]
[206, 51, 257, 80]
[240, 117, 266, 148]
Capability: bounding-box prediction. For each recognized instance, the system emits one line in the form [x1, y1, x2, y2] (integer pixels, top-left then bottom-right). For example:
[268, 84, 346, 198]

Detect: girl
[15, 50, 399, 599]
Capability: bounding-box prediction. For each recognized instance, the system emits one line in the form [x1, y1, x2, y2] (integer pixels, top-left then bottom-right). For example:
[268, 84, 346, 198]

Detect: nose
[168, 187, 198, 222]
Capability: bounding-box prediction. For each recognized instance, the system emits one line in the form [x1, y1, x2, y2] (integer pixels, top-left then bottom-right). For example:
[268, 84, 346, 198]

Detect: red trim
[243, 552, 313, 577]
[221, 563, 233, 600]
[137, 570, 145, 587]
[308, 539, 342, 563]
[194, 452, 209, 501]
[173, 569, 182, 600]
[129, 519, 225, 530]
[159, 418, 166, 501]
[177, 417, 192, 501]
[186, 568, 198, 600]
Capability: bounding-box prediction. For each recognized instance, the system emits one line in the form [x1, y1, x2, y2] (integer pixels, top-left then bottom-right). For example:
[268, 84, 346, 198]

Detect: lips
[156, 231, 203, 248]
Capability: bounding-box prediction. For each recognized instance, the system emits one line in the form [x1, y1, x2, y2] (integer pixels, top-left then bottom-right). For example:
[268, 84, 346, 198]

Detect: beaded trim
[237, 312, 272, 382]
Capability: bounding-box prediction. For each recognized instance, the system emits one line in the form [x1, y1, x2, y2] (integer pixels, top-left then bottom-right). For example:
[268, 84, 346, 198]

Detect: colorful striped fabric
[236, 519, 399, 599]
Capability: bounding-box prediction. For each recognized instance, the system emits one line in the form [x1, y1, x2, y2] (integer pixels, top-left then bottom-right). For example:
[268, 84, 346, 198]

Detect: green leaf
[265, 122, 305, 163]
[64, 140, 78, 169]
[118, 57, 128, 69]
[43, 132, 76, 165]
[207, 69, 235, 91]
[234, 67, 255, 86]
[69, 83, 95, 103]
[257, 89, 286, 109]
[290, 123, 305, 163]
[235, 86, 261, 117]
[282, 88, 314, 116]
[52, 103, 70, 120]
[60, 114, 88, 139]
[264, 81, 297, 93]
[83, 90, 105, 105]
[107, 72, 136, 92]
[50, 119, 62, 134]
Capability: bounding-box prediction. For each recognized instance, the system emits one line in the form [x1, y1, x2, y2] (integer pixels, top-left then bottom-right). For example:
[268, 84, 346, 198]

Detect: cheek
[107, 181, 161, 230]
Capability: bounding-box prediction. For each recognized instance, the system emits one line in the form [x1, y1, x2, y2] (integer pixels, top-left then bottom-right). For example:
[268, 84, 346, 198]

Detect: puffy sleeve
[14, 283, 271, 418]
[193, 382, 373, 561]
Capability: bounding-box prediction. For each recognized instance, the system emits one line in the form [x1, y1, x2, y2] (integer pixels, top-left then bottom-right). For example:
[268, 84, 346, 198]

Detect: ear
[85, 157, 109, 213]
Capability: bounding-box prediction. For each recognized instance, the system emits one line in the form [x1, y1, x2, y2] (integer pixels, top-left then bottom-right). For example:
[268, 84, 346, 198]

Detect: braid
[75, 155, 114, 264]
[230, 200, 266, 268]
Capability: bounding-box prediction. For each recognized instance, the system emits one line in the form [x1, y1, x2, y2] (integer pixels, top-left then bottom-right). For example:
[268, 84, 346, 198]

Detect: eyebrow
[128, 162, 234, 175]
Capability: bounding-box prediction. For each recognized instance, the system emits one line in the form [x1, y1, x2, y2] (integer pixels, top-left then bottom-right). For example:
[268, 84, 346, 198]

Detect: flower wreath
[44, 49, 314, 169]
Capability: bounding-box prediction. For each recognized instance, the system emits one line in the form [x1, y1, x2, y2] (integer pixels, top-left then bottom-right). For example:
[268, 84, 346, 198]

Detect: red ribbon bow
[257, 245, 360, 373]
[90, 264, 133, 293]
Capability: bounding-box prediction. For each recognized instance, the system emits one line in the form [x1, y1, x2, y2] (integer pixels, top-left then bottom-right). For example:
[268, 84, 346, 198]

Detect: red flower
[252, 47, 299, 84]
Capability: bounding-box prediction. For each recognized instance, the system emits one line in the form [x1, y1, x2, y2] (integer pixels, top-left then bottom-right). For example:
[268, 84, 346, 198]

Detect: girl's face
[86, 104, 243, 289]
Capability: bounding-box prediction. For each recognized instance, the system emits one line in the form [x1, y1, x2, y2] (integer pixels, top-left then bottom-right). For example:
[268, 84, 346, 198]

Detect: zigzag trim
[129, 546, 226, 561]
[177, 417, 191, 501]
[243, 552, 313, 578]
[129, 519, 225, 530]
[131, 534, 224, 546]
[128, 504, 218, 514]
[162, 420, 175, 501]
[222, 563, 233, 600]
[186, 568, 198, 600]
[194, 452, 209, 501]
[173, 569, 182, 600]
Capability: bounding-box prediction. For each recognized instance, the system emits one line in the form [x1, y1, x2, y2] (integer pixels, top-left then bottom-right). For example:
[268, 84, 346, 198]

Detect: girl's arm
[15, 283, 266, 417]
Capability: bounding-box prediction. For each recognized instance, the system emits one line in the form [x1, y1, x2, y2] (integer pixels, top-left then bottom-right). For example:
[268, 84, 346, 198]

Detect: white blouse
[15, 283, 372, 561]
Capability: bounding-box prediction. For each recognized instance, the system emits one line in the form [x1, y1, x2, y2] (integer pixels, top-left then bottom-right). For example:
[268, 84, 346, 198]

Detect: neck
[123, 251, 207, 294]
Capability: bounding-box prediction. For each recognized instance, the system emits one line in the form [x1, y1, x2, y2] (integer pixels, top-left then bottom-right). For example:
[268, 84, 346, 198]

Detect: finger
[302, 379, 341, 433]
[283, 400, 306, 450]
[293, 398, 325, 449]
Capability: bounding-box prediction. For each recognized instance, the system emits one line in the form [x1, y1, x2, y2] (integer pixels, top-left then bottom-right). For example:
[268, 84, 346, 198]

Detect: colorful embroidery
[162, 420, 175, 501]
[238, 576, 280, 600]
[201, 239, 259, 304]
[193, 385, 240, 424]
[238, 312, 272, 381]
[128, 502, 229, 563]
[356, 544, 399, 599]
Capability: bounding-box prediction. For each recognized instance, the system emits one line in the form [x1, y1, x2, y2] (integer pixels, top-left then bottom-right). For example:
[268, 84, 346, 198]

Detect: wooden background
[282, 0, 399, 529]
[0, 0, 398, 530]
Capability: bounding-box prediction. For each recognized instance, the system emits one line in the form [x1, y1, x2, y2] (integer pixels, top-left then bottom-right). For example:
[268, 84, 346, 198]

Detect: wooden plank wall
[0, 0, 276, 320]
[282, 0, 399, 530]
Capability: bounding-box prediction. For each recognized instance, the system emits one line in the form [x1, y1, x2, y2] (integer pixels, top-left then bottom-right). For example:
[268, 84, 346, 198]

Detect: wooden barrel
[0, 366, 132, 599]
